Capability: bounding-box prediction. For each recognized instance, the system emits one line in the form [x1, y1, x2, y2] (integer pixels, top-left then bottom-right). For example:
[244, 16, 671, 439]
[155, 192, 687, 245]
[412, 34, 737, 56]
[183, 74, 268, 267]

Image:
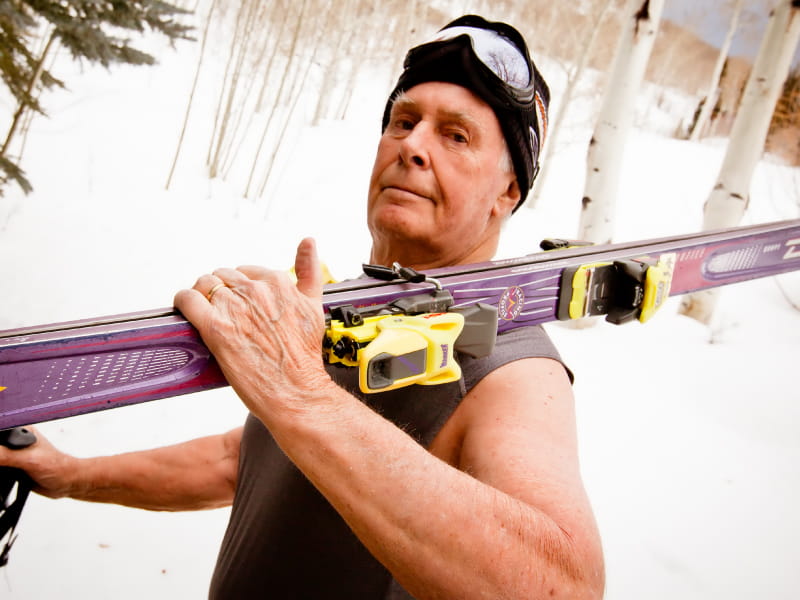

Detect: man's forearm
[260, 386, 602, 600]
[51, 430, 240, 512]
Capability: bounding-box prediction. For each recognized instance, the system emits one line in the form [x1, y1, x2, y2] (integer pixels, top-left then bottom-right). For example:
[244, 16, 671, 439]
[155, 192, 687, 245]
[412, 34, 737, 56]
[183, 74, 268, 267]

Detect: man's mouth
[381, 185, 431, 201]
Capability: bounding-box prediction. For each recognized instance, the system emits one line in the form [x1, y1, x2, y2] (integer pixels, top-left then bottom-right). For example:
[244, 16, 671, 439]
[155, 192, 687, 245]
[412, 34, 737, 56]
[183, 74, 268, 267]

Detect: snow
[1, 27, 799, 600]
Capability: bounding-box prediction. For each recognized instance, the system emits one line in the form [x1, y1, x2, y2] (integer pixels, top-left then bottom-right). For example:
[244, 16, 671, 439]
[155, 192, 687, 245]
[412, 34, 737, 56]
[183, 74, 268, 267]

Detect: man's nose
[398, 124, 432, 168]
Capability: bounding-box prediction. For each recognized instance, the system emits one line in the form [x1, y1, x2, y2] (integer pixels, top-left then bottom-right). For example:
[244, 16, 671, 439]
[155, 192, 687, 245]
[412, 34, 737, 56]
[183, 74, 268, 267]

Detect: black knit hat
[382, 15, 550, 212]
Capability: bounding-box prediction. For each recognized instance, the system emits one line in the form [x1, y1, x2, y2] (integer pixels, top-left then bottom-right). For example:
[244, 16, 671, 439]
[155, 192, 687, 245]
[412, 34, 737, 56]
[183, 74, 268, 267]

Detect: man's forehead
[392, 85, 494, 128]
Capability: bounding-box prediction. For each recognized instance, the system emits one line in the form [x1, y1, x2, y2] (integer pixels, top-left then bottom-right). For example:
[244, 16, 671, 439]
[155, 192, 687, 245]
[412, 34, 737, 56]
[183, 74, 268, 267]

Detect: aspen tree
[312, 0, 356, 126]
[207, 0, 260, 177]
[245, 0, 309, 199]
[528, 0, 617, 208]
[257, 0, 334, 201]
[166, 0, 219, 190]
[689, 0, 744, 141]
[217, 1, 277, 179]
[578, 0, 664, 244]
[337, 0, 380, 120]
[680, 0, 800, 324]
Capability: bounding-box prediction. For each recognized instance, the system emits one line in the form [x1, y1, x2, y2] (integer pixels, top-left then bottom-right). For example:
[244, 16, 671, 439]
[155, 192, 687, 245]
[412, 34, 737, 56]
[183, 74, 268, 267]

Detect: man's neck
[368, 239, 499, 271]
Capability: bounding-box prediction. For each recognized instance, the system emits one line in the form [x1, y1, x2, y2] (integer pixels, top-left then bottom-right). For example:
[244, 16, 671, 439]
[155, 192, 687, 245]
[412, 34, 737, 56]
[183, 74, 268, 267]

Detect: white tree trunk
[527, 0, 617, 209]
[579, 0, 664, 244]
[680, 0, 800, 324]
[689, 0, 743, 142]
[166, 0, 219, 190]
[244, 0, 309, 199]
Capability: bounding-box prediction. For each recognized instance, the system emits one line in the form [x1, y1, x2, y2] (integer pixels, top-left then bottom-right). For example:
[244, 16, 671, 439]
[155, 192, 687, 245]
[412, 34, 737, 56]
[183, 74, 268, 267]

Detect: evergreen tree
[0, 0, 192, 195]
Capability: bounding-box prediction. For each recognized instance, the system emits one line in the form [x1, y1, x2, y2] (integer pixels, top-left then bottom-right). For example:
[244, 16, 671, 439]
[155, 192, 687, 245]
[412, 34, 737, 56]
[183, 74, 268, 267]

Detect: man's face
[367, 81, 519, 268]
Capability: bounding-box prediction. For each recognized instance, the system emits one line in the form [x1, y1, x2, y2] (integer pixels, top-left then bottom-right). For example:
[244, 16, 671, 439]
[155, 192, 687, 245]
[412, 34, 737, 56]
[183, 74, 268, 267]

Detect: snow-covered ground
[1, 22, 799, 600]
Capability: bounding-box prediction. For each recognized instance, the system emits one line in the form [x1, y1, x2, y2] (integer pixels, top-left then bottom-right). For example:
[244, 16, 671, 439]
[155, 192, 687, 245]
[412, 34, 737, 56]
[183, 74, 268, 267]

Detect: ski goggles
[420, 25, 536, 106]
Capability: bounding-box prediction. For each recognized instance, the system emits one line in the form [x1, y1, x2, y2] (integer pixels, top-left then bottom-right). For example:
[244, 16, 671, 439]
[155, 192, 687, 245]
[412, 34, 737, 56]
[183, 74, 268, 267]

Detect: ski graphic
[1, 219, 798, 430]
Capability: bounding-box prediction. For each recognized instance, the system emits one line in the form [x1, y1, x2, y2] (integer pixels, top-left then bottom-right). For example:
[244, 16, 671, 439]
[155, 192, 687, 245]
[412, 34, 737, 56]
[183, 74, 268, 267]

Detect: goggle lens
[425, 26, 531, 92]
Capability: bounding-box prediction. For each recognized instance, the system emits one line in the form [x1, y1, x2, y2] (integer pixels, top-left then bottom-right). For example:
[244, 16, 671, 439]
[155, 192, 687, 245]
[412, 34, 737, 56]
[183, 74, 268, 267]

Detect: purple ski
[1, 219, 799, 430]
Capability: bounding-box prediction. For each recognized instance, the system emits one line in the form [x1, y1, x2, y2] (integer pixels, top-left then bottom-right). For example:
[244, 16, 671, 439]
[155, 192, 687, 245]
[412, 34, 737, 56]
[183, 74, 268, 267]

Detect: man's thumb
[294, 237, 323, 300]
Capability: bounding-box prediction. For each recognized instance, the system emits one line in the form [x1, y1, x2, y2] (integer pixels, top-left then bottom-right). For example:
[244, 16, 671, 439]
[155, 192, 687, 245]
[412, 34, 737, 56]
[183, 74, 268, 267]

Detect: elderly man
[0, 15, 604, 599]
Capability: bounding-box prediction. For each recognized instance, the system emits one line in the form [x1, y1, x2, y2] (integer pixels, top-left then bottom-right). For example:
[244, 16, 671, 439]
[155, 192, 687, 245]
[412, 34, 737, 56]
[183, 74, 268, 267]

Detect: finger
[294, 238, 322, 300]
[237, 264, 276, 281]
[174, 287, 212, 325]
[0, 443, 19, 464]
[193, 274, 225, 296]
[206, 282, 228, 303]
[212, 266, 254, 287]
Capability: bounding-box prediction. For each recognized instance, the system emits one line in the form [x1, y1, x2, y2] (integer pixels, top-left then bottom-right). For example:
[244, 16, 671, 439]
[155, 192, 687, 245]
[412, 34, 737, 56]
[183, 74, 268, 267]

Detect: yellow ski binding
[325, 312, 465, 393]
[557, 253, 675, 324]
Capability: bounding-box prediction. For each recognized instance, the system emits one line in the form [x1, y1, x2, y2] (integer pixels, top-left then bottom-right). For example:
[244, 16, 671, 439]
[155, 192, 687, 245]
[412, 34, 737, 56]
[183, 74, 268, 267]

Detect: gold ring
[206, 282, 226, 301]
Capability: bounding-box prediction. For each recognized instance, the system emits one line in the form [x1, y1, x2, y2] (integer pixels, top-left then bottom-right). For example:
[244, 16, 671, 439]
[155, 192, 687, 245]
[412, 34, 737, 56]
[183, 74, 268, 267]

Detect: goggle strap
[534, 91, 548, 149]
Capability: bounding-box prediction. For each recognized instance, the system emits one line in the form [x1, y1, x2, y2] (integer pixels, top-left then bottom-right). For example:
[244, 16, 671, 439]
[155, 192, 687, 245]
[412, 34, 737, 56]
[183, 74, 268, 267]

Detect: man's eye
[393, 118, 415, 130]
[447, 131, 468, 143]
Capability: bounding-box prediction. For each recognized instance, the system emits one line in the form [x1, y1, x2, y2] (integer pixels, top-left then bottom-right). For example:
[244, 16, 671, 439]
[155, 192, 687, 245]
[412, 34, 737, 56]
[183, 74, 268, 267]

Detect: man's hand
[0, 428, 80, 499]
[174, 238, 333, 420]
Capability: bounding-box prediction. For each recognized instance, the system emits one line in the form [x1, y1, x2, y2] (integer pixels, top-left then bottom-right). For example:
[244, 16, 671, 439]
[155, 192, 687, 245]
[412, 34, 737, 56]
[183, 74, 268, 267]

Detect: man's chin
[369, 203, 433, 243]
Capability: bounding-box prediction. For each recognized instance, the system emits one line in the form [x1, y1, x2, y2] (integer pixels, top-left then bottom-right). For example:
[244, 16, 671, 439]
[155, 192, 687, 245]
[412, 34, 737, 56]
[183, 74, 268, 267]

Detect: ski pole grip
[0, 427, 37, 450]
[0, 426, 37, 509]
[0, 426, 37, 496]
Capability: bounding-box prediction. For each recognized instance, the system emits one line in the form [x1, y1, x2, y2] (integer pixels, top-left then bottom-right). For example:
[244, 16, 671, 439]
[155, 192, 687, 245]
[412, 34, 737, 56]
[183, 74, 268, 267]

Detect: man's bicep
[456, 357, 590, 518]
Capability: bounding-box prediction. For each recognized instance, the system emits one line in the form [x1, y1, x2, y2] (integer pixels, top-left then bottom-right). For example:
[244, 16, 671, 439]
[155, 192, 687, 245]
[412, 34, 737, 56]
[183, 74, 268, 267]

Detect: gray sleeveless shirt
[209, 325, 568, 599]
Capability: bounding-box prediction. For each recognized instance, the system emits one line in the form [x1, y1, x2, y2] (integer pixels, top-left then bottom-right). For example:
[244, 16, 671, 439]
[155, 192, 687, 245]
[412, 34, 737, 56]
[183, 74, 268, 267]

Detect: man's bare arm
[432, 357, 605, 596]
[0, 427, 242, 511]
[261, 360, 603, 600]
[176, 239, 604, 599]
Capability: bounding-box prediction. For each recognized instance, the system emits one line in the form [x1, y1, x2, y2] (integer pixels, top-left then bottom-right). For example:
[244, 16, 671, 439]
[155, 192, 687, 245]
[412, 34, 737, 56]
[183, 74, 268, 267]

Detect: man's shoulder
[460, 325, 570, 393]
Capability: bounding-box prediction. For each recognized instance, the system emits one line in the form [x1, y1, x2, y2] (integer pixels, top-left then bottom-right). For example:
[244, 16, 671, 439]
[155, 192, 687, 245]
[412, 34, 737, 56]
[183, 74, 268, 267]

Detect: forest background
[2, 0, 799, 203]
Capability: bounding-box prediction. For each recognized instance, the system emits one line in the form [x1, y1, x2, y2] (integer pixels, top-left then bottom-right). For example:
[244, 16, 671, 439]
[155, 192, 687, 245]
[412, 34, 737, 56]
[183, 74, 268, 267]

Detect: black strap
[0, 472, 32, 566]
[0, 427, 37, 567]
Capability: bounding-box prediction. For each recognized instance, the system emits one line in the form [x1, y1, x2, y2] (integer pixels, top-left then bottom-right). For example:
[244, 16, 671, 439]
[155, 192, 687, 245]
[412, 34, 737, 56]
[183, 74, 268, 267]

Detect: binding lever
[362, 262, 443, 290]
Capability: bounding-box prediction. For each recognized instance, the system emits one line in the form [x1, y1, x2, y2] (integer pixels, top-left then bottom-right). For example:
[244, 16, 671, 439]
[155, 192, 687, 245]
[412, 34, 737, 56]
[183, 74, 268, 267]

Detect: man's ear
[493, 177, 521, 219]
